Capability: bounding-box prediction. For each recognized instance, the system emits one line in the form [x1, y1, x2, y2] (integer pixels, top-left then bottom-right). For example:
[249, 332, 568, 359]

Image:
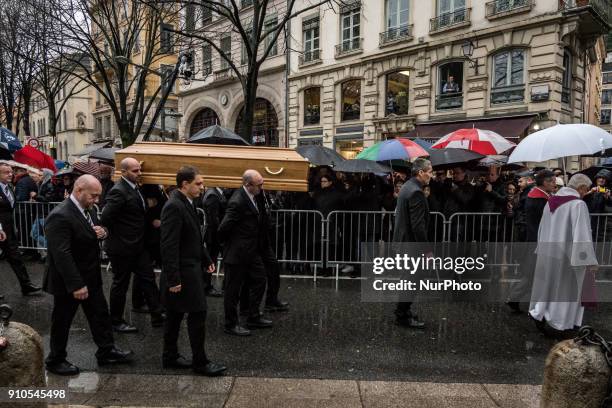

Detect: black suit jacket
[218, 187, 272, 265]
[99, 178, 147, 256]
[43, 199, 103, 295]
[0, 183, 16, 238]
[393, 177, 430, 243]
[202, 187, 227, 245]
[160, 190, 213, 313]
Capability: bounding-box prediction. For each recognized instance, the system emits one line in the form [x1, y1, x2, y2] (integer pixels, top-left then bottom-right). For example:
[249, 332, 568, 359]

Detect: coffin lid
[114, 142, 310, 192]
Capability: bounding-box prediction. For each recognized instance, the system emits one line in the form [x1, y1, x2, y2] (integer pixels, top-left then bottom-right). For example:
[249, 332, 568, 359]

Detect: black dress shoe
[46, 360, 79, 376]
[97, 347, 134, 365]
[112, 322, 138, 333]
[162, 354, 192, 369]
[264, 300, 289, 313]
[132, 305, 150, 314]
[193, 362, 227, 377]
[395, 315, 426, 329]
[206, 287, 224, 298]
[246, 315, 273, 329]
[224, 325, 251, 336]
[22, 285, 42, 296]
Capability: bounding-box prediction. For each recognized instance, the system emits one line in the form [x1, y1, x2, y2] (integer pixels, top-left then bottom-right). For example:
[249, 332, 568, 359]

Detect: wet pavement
[2, 261, 612, 386]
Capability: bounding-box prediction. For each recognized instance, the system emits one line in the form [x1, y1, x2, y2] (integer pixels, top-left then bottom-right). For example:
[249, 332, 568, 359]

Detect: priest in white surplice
[529, 173, 598, 331]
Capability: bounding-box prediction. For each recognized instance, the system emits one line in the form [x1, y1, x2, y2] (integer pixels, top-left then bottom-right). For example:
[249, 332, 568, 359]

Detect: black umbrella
[295, 145, 345, 167]
[89, 147, 118, 163]
[333, 159, 392, 174]
[427, 148, 485, 169]
[187, 125, 250, 146]
[577, 166, 612, 182]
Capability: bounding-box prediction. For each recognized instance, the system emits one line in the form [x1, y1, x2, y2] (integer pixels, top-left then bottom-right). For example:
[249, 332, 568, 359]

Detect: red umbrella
[14, 145, 57, 172]
[431, 128, 516, 155]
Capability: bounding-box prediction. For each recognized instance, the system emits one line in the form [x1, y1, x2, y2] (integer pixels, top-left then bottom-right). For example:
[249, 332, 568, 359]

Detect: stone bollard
[0, 321, 46, 388]
[541, 327, 612, 408]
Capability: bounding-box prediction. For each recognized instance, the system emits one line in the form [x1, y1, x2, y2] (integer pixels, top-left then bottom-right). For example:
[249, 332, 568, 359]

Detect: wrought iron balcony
[335, 38, 363, 57]
[490, 85, 525, 105]
[562, 86, 571, 104]
[430, 8, 470, 32]
[486, 0, 533, 18]
[379, 25, 413, 45]
[559, 0, 611, 34]
[436, 93, 463, 111]
[299, 49, 321, 66]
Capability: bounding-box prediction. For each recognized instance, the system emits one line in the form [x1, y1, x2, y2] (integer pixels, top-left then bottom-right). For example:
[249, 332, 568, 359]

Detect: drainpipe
[284, 0, 291, 148]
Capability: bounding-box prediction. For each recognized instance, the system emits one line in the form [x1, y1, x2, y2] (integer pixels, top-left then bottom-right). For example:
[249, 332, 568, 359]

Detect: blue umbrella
[0, 127, 22, 153]
[54, 160, 66, 170]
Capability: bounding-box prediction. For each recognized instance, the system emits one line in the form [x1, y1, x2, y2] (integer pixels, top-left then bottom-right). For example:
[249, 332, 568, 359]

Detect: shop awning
[403, 115, 536, 142]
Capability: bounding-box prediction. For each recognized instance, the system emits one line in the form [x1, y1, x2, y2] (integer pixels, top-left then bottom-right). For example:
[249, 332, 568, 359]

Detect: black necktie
[135, 186, 146, 209]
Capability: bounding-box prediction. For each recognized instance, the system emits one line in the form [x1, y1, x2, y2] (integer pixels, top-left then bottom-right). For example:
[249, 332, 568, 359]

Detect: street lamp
[462, 40, 480, 75]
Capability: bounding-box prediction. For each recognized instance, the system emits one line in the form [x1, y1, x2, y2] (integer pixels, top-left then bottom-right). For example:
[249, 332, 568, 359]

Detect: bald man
[44, 175, 133, 375]
[100, 158, 164, 333]
[218, 169, 274, 336]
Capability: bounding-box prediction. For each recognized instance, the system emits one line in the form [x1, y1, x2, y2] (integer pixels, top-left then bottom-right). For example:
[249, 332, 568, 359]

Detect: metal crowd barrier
[15, 201, 61, 249]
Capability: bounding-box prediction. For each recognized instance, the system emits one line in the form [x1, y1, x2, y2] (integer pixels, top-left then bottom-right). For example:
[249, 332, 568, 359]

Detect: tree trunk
[47, 100, 57, 159]
[240, 71, 259, 145]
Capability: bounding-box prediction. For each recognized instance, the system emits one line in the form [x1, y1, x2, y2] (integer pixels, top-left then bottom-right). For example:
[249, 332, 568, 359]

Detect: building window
[96, 117, 102, 138]
[202, 45, 212, 75]
[241, 0, 254, 8]
[63, 111, 68, 131]
[264, 16, 278, 56]
[601, 109, 611, 125]
[602, 90, 612, 105]
[190, 108, 219, 136]
[436, 62, 463, 110]
[341, 80, 361, 121]
[241, 30, 252, 65]
[185, 4, 195, 32]
[385, 0, 410, 39]
[220, 34, 231, 70]
[201, 5, 212, 26]
[385, 71, 410, 116]
[433, 0, 467, 30]
[235, 98, 279, 146]
[161, 65, 174, 93]
[302, 17, 320, 64]
[339, 5, 361, 54]
[104, 116, 111, 138]
[491, 49, 525, 104]
[304, 87, 321, 126]
[335, 139, 363, 160]
[160, 23, 174, 54]
[562, 50, 571, 104]
[604, 72, 612, 84]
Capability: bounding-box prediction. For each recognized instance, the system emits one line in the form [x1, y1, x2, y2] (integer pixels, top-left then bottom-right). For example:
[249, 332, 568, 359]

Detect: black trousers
[224, 258, 266, 327]
[241, 258, 280, 308]
[0, 234, 33, 290]
[109, 250, 161, 324]
[163, 310, 208, 368]
[47, 287, 114, 364]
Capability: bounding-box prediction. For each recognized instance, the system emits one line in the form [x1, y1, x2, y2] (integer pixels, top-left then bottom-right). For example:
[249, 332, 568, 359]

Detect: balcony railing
[436, 93, 463, 110]
[491, 84, 525, 104]
[562, 86, 571, 104]
[335, 38, 363, 57]
[299, 49, 321, 66]
[430, 8, 470, 32]
[486, 0, 533, 18]
[559, 0, 611, 26]
[379, 25, 413, 45]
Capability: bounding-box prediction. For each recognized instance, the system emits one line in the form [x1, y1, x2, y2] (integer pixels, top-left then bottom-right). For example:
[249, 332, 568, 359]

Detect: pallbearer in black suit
[0, 163, 41, 298]
[100, 158, 164, 333]
[219, 170, 273, 336]
[160, 166, 226, 376]
[44, 175, 133, 376]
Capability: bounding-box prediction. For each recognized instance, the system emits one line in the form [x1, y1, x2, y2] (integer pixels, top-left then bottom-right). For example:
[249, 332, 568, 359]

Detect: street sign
[26, 138, 39, 148]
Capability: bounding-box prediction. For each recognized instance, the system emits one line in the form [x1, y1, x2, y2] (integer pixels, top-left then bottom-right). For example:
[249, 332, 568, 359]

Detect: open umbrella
[414, 138, 433, 150]
[427, 148, 485, 169]
[89, 147, 118, 163]
[14, 145, 57, 171]
[0, 127, 22, 153]
[508, 124, 612, 163]
[432, 128, 515, 155]
[187, 125, 250, 146]
[296, 145, 345, 167]
[357, 138, 428, 161]
[72, 161, 102, 178]
[333, 159, 392, 174]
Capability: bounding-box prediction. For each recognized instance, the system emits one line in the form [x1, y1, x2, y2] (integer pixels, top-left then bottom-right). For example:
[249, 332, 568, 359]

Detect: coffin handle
[265, 166, 284, 175]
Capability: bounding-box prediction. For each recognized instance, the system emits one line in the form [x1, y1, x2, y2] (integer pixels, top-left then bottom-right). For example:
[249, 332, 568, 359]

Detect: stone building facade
[286, 0, 610, 161]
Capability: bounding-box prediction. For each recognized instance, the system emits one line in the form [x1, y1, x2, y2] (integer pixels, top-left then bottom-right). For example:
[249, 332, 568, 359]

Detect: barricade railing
[269, 209, 325, 268]
[591, 213, 612, 267]
[15, 201, 61, 250]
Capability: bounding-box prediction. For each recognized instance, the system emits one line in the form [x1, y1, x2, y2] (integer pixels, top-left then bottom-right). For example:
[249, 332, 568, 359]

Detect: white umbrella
[508, 124, 612, 163]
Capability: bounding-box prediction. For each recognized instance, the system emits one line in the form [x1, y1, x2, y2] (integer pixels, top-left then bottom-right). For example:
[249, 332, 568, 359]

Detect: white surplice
[529, 187, 598, 330]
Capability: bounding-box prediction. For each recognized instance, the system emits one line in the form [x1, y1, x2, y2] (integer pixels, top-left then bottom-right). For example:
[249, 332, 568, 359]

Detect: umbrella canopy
[187, 125, 250, 146]
[295, 145, 345, 167]
[414, 138, 433, 150]
[427, 148, 485, 169]
[508, 124, 612, 163]
[432, 128, 516, 155]
[357, 138, 429, 161]
[14, 145, 57, 172]
[601, 157, 612, 167]
[333, 159, 392, 174]
[72, 161, 101, 178]
[0, 127, 22, 153]
[89, 147, 118, 162]
[54, 160, 67, 170]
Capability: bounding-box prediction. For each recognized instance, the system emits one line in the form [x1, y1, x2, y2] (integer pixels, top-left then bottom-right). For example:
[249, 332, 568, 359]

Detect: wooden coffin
[114, 142, 310, 192]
